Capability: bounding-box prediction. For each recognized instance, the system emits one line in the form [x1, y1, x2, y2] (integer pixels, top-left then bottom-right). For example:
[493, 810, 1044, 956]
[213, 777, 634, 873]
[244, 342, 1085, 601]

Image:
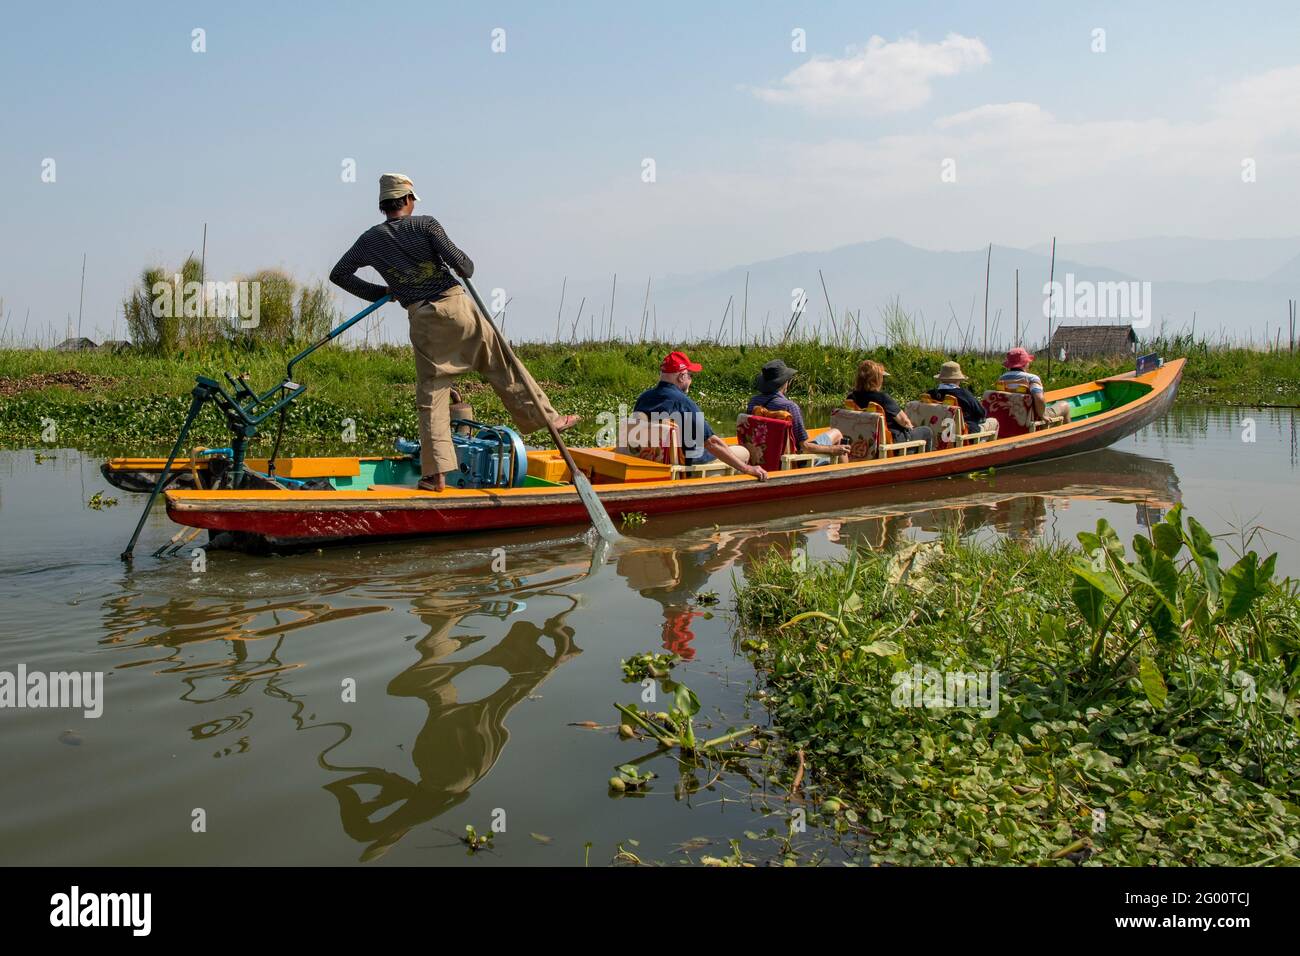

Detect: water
[1, 405, 1296, 865]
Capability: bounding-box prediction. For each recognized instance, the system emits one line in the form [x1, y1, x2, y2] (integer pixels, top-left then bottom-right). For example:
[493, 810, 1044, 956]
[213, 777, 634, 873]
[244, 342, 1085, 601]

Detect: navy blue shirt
[929, 383, 987, 429]
[633, 382, 715, 463]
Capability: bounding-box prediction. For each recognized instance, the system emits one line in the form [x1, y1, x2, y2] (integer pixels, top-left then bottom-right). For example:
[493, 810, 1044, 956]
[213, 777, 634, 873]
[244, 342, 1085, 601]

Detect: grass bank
[1, 337, 1297, 451]
[733, 507, 1300, 865]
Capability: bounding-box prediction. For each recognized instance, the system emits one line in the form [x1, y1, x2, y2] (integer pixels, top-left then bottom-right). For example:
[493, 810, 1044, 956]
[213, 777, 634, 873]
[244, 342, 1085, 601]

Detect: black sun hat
[754, 359, 798, 394]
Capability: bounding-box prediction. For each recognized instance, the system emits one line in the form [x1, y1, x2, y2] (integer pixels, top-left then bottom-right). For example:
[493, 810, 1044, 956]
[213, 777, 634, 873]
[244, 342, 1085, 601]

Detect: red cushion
[981, 391, 1037, 437]
[737, 414, 795, 471]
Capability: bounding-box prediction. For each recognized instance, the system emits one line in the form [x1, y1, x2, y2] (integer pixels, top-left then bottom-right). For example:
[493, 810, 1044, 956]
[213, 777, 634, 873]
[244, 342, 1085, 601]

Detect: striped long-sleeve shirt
[329, 215, 475, 307]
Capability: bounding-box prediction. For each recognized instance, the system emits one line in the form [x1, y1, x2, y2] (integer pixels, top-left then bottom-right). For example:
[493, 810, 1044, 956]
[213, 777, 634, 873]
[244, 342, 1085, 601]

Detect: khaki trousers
[407, 287, 558, 477]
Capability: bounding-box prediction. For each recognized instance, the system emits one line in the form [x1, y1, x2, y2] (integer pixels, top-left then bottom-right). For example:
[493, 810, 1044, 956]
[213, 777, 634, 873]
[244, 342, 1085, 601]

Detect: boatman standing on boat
[330, 173, 579, 492]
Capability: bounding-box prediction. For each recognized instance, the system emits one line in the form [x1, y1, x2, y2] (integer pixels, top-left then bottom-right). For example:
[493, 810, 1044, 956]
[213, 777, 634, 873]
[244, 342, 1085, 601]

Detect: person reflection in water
[616, 535, 747, 661]
[322, 591, 582, 861]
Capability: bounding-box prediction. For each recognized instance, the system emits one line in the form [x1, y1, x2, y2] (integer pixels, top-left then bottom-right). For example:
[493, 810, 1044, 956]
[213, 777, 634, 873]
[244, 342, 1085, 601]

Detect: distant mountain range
[510, 236, 1300, 348]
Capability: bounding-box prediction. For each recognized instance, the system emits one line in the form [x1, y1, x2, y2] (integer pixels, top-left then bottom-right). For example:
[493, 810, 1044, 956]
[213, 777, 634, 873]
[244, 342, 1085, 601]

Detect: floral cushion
[829, 407, 884, 461]
[736, 413, 795, 471]
[623, 414, 682, 464]
[982, 391, 1038, 438]
[904, 401, 964, 449]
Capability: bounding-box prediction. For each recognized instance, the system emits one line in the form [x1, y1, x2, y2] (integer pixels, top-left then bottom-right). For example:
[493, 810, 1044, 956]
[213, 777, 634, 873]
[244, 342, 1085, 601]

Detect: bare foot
[418, 474, 446, 492]
[552, 414, 581, 433]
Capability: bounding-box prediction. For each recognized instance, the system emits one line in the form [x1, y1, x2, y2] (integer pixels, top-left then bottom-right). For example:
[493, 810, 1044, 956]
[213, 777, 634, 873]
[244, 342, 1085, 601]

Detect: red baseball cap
[660, 350, 702, 373]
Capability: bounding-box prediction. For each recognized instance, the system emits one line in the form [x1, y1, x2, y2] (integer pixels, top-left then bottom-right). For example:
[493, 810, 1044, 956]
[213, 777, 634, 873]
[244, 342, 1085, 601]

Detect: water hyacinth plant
[734, 508, 1300, 865]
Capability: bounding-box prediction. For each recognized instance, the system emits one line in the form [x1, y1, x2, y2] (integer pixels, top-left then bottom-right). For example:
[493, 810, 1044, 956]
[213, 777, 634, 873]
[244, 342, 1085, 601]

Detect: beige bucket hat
[935, 360, 969, 382]
[378, 173, 420, 203]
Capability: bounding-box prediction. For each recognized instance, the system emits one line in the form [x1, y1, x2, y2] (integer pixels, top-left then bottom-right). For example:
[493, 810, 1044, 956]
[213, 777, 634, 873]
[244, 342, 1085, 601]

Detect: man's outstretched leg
[437, 288, 579, 435]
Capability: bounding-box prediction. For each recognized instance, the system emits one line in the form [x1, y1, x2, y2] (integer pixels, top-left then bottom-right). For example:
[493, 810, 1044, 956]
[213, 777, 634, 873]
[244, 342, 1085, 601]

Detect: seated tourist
[846, 359, 935, 452]
[997, 348, 1072, 423]
[927, 360, 988, 431]
[634, 351, 768, 480]
[748, 359, 850, 465]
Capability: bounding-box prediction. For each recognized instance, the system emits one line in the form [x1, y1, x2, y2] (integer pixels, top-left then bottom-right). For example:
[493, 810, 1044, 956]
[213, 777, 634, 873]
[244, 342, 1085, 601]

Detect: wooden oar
[438, 261, 621, 543]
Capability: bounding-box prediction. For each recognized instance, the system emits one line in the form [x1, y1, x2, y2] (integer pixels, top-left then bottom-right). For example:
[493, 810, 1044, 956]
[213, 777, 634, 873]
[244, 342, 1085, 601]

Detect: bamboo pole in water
[819, 269, 835, 345]
[639, 275, 651, 340]
[742, 271, 749, 343]
[1047, 237, 1056, 377]
[983, 243, 991, 354]
[1015, 268, 1020, 348]
[570, 297, 585, 343]
[76, 253, 86, 339]
[782, 291, 804, 344]
[554, 276, 566, 343]
[717, 295, 733, 346]
[608, 273, 617, 339]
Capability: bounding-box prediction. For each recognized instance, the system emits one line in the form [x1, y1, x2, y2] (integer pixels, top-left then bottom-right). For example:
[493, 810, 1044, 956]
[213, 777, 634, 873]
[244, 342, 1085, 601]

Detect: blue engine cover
[395, 421, 528, 488]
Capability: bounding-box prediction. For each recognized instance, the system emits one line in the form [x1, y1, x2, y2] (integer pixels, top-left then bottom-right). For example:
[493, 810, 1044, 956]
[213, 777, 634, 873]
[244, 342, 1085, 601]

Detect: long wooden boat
[104, 359, 1183, 548]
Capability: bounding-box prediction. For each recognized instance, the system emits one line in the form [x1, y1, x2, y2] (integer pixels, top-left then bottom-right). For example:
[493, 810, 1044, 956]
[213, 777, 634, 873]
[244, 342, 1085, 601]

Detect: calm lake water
[0, 405, 1296, 865]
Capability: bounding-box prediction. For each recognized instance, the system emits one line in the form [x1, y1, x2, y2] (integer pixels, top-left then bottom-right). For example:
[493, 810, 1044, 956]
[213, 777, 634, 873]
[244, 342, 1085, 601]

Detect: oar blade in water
[572, 470, 621, 542]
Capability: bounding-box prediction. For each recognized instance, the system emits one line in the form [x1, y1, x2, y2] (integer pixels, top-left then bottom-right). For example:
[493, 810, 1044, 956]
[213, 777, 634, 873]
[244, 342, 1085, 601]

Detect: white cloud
[934, 102, 1048, 129]
[751, 33, 991, 114]
[1211, 64, 1300, 140]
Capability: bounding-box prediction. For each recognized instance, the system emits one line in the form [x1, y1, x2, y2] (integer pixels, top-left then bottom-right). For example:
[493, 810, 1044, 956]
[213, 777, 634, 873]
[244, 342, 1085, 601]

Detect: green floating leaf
[671, 682, 701, 719]
[1071, 571, 1110, 631]
[1220, 551, 1276, 622]
[862, 640, 901, 657]
[1127, 537, 1181, 616]
[1070, 560, 1124, 602]
[1138, 656, 1168, 709]
[1186, 517, 1222, 606]
[1152, 521, 1183, 559]
[1096, 519, 1126, 559]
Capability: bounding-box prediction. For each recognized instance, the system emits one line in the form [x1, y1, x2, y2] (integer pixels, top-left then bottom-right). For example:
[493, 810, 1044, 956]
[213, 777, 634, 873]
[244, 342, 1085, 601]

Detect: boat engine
[395, 420, 528, 489]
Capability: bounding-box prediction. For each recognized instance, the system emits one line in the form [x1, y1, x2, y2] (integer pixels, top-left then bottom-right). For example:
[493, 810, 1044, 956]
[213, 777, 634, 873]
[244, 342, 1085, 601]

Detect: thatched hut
[1047, 324, 1137, 360]
[53, 337, 98, 351]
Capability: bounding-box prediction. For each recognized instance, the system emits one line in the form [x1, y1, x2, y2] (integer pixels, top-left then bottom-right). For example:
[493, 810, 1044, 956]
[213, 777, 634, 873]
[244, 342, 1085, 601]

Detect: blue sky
[3, 0, 1299, 342]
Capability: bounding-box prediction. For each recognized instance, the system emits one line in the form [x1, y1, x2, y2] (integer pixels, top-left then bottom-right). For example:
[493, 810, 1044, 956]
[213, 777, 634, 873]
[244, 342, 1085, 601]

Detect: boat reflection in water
[616, 448, 1180, 659]
[95, 448, 1178, 861]
[99, 542, 596, 861]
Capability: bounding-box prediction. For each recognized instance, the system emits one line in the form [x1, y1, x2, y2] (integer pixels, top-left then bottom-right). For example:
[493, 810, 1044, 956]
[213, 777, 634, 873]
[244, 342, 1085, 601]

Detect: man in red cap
[998, 348, 1072, 423]
[633, 351, 767, 479]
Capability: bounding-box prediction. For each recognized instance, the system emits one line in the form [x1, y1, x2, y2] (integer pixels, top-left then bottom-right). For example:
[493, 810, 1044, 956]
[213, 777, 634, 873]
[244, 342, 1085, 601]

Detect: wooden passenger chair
[830, 405, 926, 460]
[735, 413, 820, 471]
[621, 412, 731, 479]
[981, 387, 1061, 438]
[904, 398, 998, 449]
